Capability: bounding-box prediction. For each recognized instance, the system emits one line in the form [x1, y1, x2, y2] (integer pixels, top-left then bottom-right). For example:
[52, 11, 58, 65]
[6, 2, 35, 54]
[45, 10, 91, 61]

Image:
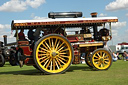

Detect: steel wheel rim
[36, 35, 72, 73]
[92, 50, 111, 69]
[86, 52, 92, 67]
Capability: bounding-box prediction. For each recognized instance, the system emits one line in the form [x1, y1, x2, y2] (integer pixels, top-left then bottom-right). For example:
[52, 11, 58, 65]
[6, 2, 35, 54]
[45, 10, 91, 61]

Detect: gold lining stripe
[79, 43, 103, 47]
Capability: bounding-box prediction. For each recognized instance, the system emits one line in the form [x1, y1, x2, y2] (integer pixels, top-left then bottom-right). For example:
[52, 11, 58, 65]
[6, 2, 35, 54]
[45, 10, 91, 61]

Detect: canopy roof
[11, 17, 118, 30]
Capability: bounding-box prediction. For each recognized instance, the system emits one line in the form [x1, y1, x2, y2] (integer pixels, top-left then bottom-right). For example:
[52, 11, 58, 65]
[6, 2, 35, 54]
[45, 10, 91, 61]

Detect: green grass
[0, 60, 128, 85]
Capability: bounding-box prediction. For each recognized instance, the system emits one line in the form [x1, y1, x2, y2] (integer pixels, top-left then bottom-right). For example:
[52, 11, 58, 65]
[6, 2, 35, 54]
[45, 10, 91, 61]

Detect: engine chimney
[3, 35, 7, 46]
[91, 12, 98, 40]
[91, 12, 97, 17]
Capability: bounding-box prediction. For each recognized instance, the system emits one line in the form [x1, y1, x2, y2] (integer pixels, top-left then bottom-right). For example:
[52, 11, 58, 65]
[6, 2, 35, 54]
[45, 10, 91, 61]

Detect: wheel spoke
[98, 62, 101, 66]
[40, 57, 49, 63]
[44, 41, 51, 50]
[104, 55, 109, 58]
[100, 51, 103, 57]
[39, 56, 47, 60]
[57, 55, 67, 62]
[44, 59, 49, 67]
[54, 38, 58, 48]
[52, 38, 54, 48]
[55, 59, 59, 69]
[38, 50, 47, 53]
[46, 58, 52, 69]
[39, 47, 50, 52]
[97, 53, 101, 58]
[94, 59, 99, 61]
[101, 63, 103, 67]
[55, 40, 60, 50]
[42, 43, 48, 50]
[48, 38, 51, 48]
[103, 53, 106, 58]
[58, 46, 66, 52]
[104, 61, 109, 64]
[59, 48, 69, 52]
[38, 54, 50, 56]
[102, 61, 105, 67]
[59, 55, 69, 58]
[59, 53, 67, 55]
[104, 59, 109, 61]
[56, 58, 62, 67]
[58, 58, 65, 65]
[57, 42, 65, 50]
[53, 58, 55, 70]
[50, 60, 52, 70]
[94, 55, 99, 58]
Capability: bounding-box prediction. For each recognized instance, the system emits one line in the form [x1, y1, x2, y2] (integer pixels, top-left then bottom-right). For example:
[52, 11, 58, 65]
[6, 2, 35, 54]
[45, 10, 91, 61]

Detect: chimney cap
[91, 12, 98, 16]
[91, 12, 98, 17]
[3, 35, 7, 37]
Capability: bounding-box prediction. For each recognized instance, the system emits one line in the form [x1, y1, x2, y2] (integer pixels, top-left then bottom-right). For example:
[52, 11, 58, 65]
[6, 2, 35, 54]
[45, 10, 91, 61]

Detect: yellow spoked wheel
[85, 52, 93, 68]
[90, 48, 112, 70]
[33, 34, 73, 74]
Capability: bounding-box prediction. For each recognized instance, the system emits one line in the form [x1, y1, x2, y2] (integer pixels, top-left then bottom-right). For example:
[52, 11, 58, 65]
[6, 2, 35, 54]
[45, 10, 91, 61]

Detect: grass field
[0, 60, 128, 85]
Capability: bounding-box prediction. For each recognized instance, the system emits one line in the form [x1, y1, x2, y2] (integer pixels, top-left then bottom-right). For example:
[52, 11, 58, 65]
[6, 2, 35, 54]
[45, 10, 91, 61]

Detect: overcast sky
[0, 0, 128, 45]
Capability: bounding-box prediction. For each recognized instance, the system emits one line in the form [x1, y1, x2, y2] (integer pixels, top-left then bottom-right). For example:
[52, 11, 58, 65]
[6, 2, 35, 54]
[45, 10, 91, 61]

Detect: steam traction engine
[0, 38, 17, 67]
[9, 12, 118, 74]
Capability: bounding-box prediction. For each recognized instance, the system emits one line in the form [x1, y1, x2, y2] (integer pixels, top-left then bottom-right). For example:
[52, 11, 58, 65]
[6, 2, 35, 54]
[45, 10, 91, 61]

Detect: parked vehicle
[116, 43, 128, 59]
[0, 40, 17, 67]
[6, 12, 118, 74]
[0, 42, 5, 67]
[117, 45, 128, 54]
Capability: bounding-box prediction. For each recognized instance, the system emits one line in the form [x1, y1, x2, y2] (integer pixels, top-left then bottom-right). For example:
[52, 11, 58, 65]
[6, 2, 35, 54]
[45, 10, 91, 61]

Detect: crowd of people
[112, 51, 128, 62]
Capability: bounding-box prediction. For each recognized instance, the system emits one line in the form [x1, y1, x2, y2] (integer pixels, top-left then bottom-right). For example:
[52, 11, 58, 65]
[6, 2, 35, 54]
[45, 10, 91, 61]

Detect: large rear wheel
[33, 34, 74, 74]
[90, 48, 112, 70]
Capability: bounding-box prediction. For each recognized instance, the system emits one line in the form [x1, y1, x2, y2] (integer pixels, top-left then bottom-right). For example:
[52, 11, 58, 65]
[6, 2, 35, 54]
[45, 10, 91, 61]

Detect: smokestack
[91, 12, 98, 40]
[91, 12, 97, 17]
[3, 35, 7, 46]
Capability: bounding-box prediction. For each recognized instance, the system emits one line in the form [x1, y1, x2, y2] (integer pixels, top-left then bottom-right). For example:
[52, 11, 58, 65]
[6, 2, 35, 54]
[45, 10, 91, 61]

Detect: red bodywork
[17, 41, 33, 65]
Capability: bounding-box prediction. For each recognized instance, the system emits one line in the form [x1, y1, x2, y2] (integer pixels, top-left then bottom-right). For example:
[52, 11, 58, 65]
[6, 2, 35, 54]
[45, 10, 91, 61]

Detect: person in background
[28, 28, 34, 42]
[18, 29, 26, 40]
[112, 52, 118, 62]
[116, 52, 121, 60]
[33, 27, 42, 42]
[123, 51, 128, 61]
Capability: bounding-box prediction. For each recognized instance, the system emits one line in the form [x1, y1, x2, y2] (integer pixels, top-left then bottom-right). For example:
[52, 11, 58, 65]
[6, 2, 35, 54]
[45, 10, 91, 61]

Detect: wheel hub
[50, 51, 58, 58]
[52, 52, 56, 57]
[100, 58, 104, 61]
[99, 57, 104, 63]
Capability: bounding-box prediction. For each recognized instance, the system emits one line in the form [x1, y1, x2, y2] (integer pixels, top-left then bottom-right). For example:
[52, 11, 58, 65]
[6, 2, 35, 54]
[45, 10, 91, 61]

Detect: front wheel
[90, 48, 112, 70]
[0, 54, 5, 67]
[33, 34, 74, 74]
[9, 51, 17, 66]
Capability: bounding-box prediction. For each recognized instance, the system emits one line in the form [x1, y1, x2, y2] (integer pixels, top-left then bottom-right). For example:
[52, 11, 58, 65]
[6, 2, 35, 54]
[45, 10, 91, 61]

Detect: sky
[0, 0, 128, 45]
